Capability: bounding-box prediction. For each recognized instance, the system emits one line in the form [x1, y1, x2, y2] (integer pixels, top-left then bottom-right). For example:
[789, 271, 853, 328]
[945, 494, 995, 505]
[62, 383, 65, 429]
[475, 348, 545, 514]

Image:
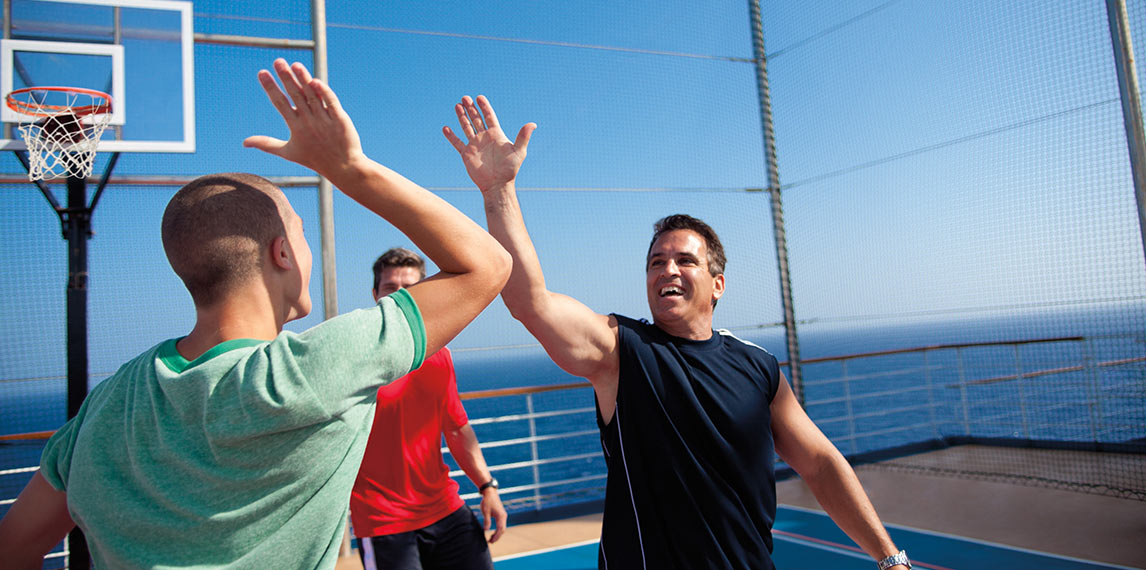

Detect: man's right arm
[771, 376, 908, 568]
[443, 96, 620, 408]
[245, 60, 510, 355]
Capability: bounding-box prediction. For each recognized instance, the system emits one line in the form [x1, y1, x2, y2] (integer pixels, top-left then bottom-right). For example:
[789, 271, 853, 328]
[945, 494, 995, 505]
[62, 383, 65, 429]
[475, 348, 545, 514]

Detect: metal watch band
[877, 550, 911, 570]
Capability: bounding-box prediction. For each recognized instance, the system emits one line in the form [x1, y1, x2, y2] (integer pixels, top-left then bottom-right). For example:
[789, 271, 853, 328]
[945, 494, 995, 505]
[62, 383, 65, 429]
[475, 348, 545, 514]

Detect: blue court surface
[493, 505, 1137, 570]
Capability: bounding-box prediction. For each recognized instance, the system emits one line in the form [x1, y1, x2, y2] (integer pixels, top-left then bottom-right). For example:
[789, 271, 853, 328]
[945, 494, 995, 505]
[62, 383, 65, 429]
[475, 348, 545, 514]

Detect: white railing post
[842, 360, 857, 454]
[1082, 338, 1104, 442]
[923, 350, 939, 440]
[525, 394, 543, 511]
[956, 347, 971, 436]
[1013, 345, 1030, 439]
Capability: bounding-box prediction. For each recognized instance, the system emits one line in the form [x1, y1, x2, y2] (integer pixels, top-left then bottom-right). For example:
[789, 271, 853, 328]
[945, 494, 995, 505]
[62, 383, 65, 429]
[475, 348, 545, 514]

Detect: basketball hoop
[5, 86, 113, 181]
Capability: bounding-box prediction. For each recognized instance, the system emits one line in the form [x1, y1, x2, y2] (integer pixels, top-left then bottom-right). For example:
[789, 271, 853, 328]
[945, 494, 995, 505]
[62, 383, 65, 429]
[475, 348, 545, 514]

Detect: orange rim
[5, 86, 113, 118]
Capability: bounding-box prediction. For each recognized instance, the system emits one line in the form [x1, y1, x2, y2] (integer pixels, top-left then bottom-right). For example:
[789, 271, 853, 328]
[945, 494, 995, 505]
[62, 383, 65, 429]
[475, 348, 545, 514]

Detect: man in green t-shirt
[0, 59, 511, 570]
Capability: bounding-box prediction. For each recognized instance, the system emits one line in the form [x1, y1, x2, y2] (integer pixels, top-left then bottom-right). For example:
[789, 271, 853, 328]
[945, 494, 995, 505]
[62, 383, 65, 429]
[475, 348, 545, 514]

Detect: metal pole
[4, 0, 11, 141]
[111, 7, 123, 141]
[748, 0, 804, 403]
[1106, 0, 1146, 269]
[65, 175, 92, 570]
[312, 0, 338, 320]
[311, 2, 350, 559]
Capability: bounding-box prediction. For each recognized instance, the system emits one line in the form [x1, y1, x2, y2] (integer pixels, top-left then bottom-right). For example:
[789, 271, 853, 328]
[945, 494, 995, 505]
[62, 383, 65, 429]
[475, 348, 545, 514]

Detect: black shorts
[361, 506, 493, 570]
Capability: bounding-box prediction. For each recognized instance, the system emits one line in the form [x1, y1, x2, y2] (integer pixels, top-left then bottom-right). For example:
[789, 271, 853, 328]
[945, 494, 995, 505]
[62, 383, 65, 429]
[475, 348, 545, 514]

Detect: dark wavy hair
[372, 247, 426, 291]
[646, 214, 726, 277]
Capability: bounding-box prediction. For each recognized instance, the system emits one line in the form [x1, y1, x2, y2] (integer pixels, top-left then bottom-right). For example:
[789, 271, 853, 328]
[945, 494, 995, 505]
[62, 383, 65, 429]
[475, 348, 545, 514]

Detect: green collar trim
[158, 337, 267, 373]
[388, 288, 426, 369]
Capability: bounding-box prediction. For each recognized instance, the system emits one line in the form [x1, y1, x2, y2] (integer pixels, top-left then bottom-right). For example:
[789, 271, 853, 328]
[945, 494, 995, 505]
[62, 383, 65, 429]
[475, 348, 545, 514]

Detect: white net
[6, 88, 112, 181]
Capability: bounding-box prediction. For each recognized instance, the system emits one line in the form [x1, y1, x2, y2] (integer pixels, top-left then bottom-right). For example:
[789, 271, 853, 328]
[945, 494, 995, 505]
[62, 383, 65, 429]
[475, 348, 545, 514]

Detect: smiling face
[646, 229, 725, 340]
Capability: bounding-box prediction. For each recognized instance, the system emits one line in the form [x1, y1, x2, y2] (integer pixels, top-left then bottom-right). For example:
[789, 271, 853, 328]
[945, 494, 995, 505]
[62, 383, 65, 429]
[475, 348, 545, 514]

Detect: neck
[177, 287, 284, 361]
[654, 316, 714, 341]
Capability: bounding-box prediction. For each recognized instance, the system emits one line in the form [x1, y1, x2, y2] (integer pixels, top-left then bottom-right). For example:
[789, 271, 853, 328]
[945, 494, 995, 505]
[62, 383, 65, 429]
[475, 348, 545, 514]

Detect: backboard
[0, 0, 194, 153]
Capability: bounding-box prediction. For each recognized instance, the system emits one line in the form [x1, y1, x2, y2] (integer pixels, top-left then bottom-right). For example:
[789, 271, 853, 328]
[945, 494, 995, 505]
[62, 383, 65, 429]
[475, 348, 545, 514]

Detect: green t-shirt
[40, 289, 425, 569]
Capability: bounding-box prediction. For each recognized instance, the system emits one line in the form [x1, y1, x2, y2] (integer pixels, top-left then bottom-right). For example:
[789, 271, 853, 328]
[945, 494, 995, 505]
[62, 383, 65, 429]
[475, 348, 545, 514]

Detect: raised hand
[244, 59, 365, 182]
[443, 95, 536, 192]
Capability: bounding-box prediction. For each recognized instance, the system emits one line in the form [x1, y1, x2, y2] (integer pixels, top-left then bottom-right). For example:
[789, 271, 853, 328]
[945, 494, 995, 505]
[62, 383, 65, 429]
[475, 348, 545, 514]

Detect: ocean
[444, 301, 1145, 509]
[2, 301, 1143, 512]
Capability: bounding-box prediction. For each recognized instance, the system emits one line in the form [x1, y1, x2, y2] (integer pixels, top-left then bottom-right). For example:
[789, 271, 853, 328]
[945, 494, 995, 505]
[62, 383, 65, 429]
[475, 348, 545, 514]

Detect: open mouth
[659, 285, 685, 297]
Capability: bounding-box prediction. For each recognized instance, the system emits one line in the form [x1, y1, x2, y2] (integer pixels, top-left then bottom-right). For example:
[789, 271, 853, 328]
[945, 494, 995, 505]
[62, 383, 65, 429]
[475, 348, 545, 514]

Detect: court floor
[493, 505, 1139, 570]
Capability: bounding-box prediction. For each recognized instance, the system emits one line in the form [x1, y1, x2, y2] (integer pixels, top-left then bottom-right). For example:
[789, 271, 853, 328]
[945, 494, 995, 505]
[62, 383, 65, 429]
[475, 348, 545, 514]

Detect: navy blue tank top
[597, 315, 781, 570]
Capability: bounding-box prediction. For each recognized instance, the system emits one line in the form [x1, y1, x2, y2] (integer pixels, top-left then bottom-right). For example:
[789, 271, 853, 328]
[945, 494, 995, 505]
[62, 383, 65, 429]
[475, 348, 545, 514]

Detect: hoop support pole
[64, 173, 92, 569]
[89, 152, 121, 215]
[13, 150, 63, 211]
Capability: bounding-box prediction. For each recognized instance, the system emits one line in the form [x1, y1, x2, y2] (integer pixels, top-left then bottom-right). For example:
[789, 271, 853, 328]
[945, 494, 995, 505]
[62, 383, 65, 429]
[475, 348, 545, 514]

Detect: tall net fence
[1, 4, 1145, 565]
[763, 0, 1146, 500]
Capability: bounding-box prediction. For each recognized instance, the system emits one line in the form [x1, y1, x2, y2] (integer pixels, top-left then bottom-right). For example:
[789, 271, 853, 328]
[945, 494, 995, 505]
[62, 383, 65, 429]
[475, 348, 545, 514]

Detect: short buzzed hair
[372, 247, 426, 291]
[162, 173, 288, 306]
[646, 214, 726, 277]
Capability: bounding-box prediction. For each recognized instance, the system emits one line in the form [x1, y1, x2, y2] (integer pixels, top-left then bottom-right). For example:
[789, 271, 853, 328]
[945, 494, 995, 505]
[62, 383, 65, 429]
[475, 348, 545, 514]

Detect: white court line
[778, 504, 1139, 570]
[771, 532, 875, 563]
[491, 538, 599, 562]
[491, 506, 1137, 569]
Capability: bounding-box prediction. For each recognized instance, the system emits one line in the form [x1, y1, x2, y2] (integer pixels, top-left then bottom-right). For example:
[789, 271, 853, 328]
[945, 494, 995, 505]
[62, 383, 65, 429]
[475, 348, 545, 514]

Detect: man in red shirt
[351, 247, 507, 570]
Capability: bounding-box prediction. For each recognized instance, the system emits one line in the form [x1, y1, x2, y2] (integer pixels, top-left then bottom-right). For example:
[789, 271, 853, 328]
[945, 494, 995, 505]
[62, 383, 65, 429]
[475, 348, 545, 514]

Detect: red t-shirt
[349, 348, 469, 536]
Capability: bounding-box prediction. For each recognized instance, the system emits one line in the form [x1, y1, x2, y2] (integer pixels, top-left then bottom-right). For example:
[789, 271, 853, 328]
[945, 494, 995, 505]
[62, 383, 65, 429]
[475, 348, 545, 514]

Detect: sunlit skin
[646, 229, 725, 340]
[283, 208, 313, 321]
[373, 265, 422, 300]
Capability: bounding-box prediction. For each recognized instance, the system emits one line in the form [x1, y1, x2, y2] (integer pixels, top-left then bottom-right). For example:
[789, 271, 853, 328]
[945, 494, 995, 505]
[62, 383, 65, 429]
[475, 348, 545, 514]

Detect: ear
[372, 288, 381, 302]
[712, 273, 725, 301]
[270, 236, 293, 271]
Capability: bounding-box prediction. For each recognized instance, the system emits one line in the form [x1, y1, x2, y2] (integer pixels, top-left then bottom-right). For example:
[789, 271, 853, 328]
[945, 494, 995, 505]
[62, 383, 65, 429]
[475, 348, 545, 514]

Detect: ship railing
[2, 334, 1143, 516]
[438, 334, 1145, 512]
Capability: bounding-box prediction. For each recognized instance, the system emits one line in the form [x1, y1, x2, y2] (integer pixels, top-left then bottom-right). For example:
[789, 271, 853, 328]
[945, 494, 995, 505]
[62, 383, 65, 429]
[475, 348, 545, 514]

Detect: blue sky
[1, 0, 1144, 386]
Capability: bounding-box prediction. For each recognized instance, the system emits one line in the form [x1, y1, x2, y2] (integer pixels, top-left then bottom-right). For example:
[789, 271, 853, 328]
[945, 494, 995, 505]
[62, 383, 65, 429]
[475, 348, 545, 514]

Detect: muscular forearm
[479, 181, 620, 382]
[481, 181, 553, 321]
[335, 159, 509, 353]
[801, 453, 901, 564]
[444, 425, 493, 488]
[335, 158, 507, 280]
[446, 423, 507, 542]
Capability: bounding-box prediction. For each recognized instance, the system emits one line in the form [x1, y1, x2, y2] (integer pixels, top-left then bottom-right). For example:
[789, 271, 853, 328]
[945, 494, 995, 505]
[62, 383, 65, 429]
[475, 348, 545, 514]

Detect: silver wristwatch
[877, 550, 911, 570]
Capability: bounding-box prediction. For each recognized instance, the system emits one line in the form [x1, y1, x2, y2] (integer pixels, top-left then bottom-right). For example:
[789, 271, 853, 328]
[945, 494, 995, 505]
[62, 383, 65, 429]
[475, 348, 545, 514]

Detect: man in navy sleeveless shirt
[600, 313, 783, 568]
[441, 95, 911, 570]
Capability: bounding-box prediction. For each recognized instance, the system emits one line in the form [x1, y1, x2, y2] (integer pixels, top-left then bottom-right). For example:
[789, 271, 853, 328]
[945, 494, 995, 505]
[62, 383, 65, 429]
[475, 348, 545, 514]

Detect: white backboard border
[1, 39, 126, 126]
[0, 0, 194, 153]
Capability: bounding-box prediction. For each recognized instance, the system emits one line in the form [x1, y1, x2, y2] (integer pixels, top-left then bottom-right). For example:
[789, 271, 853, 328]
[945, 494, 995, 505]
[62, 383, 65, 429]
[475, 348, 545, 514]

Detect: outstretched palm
[245, 59, 365, 181]
[443, 95, 535, 192]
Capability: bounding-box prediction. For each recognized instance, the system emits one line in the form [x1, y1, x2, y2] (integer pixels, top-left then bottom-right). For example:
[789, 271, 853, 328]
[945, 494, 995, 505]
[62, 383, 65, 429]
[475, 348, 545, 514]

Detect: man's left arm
[444, 423, 507, 543]
[771, 375, 909, 569]
[0, 472, 75, 570]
